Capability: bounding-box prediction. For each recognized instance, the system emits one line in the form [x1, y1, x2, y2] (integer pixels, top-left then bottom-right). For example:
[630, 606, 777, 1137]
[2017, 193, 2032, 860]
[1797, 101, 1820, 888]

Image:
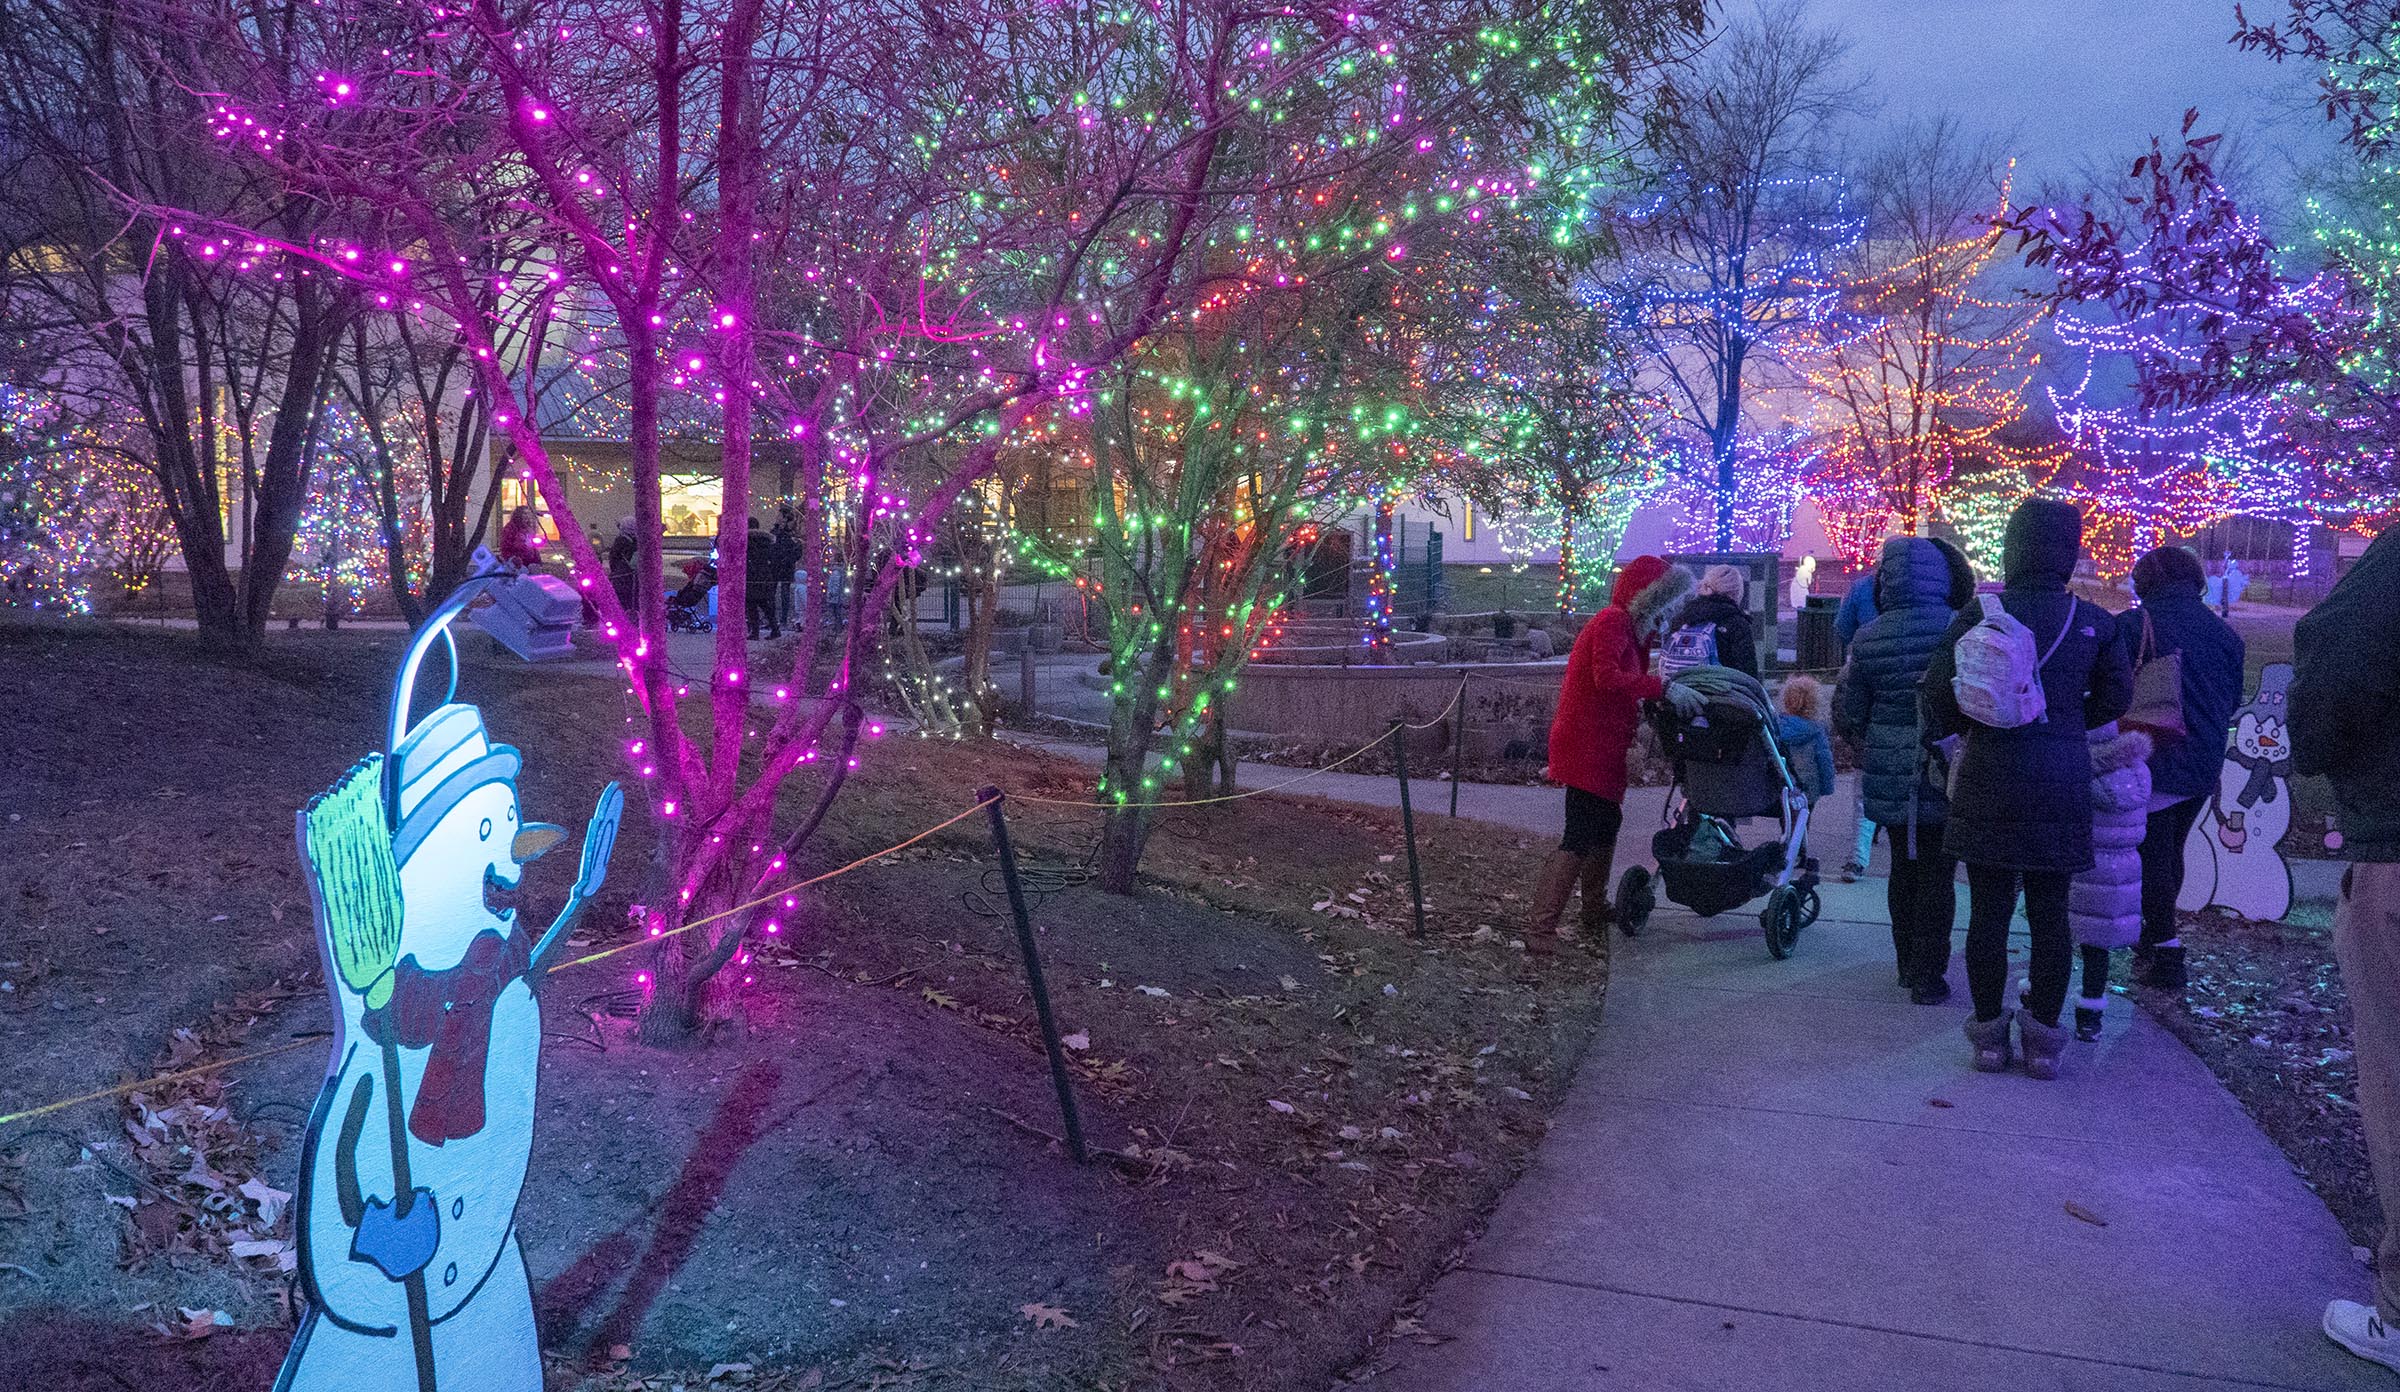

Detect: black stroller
[1614, 666, 1822, 959]
[666, 553, 717, 633]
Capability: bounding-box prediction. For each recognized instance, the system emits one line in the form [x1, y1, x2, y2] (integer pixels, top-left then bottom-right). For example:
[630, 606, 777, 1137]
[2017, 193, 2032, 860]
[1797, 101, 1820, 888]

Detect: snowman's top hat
[390, 703, 522, 867]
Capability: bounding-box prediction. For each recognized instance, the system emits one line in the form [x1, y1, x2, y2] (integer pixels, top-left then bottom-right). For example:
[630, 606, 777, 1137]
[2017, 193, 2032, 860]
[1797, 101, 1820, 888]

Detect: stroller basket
[1651, 822, 1785, 918]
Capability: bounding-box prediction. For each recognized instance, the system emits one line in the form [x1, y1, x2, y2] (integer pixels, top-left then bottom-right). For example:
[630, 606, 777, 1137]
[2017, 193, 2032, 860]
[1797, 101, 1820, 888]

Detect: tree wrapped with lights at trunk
[1082, 277, 1421, 893]
[1594, 0, 1865, 549]
[1801, 121, 2046, 565]
[147, 0, 1701, 1032]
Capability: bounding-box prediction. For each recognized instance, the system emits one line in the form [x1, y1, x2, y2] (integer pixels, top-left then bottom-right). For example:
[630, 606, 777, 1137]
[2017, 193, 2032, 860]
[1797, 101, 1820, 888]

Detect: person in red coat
[1532, 554, 1695, 956]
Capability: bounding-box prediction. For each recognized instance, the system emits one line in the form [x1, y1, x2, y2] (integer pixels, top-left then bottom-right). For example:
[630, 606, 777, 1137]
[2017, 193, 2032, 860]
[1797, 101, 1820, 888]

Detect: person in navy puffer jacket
[1835, 535, 1976, 1003]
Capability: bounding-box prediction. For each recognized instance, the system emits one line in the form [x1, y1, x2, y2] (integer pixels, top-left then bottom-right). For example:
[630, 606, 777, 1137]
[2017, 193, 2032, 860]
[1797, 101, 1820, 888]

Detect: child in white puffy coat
[2070, 722, 2154, 1040]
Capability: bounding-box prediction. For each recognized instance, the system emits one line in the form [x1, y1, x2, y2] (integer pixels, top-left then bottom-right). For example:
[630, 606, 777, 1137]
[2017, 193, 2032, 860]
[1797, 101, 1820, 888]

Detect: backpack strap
[2036, 600, 2076, 670]
[1976, 593, 2004, 623]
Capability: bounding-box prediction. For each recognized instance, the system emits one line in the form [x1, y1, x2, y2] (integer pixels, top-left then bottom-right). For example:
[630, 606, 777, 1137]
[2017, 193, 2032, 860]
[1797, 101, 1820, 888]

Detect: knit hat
[1700, 564, 1746, 601]
[389, 703, 522, 867]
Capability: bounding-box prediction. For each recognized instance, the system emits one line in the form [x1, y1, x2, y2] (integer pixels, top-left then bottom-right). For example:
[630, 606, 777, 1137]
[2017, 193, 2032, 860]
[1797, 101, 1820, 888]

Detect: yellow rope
[0, 675, 1484, 1129]
[0, 1038, 321, 1129]
[0, 798, 1000, 1130]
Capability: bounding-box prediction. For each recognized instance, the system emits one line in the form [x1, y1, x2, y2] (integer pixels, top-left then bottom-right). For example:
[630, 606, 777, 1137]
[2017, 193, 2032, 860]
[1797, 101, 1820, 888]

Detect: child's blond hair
[1779, 673, 1824, 720]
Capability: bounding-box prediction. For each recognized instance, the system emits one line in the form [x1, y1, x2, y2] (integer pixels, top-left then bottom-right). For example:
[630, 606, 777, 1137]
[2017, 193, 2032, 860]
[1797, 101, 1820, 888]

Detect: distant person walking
[1534, 556, 1694, 961]
[2116, 546, 2244, 992]
[607, 515, 640, 616]
[742, 516, 781, 640]
[1923, 499, 2133, 1080]
[2291, 525, 2400, 1374]
[1835, 536, 1975, 1003]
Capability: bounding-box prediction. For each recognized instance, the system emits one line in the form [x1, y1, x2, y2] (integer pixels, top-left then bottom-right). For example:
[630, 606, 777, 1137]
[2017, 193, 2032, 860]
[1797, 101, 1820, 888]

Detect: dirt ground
[2140, 899, 2376, 1249]
[0, 619, 1610, 1390]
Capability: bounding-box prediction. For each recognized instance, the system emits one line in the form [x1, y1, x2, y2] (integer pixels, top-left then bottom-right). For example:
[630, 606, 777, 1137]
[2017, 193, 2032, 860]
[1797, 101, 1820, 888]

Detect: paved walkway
[1007, 744, 2375, 1390]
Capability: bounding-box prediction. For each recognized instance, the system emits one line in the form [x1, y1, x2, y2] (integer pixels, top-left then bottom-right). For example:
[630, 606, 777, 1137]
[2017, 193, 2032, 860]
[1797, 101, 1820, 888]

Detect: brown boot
[1577, 849, 1618, 938]
[1526, 850, 1583, 954]
[1576, 850, 1616, 990]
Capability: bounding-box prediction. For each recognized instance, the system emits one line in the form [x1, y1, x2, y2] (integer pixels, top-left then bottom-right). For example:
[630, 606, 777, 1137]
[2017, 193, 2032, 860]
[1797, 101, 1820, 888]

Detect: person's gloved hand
[1665, 683, 1707, 717]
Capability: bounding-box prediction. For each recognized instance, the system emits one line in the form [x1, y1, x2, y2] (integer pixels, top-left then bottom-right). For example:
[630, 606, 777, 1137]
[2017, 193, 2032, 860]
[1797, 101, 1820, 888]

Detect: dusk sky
[1810, 0, 2336, 203]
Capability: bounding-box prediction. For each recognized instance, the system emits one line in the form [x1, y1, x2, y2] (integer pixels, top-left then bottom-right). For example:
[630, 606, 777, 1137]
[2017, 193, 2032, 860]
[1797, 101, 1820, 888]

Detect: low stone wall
[1225, 659, 1565, 755]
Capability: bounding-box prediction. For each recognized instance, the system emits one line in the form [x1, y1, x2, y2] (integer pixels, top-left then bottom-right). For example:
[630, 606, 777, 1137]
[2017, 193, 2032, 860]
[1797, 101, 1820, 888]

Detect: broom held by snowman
[278, 558, 622, 1392]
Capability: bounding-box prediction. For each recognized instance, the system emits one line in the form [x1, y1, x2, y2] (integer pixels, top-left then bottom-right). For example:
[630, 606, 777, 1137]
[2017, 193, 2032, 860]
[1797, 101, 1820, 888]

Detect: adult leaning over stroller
[1534, 556, 1696, 958]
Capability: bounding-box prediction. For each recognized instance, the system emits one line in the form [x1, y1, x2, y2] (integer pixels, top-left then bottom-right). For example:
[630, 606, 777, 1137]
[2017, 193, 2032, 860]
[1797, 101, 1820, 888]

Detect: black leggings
[2139, 797, 2205, 947]
[2080, 944, 2112, 1003]
[1965, 865, 2073, 1026]
[1886, 820, 1957, 984]
[1560, 787, 1625, 856]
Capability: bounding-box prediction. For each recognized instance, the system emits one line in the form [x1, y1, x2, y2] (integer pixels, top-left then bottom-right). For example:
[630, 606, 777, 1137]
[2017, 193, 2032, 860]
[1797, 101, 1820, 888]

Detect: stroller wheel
[1614, 866, 1654, 938]
[1763, 885, 1804, 960]
[1798, 886, 1821, 928]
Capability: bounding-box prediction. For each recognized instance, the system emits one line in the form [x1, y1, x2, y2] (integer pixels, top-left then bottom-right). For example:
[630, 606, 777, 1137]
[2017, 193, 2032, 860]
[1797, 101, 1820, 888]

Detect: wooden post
[978, 786, 1088, 1162]
[1389, 722, 1427, 937]
[1449, 675, 1467, 819]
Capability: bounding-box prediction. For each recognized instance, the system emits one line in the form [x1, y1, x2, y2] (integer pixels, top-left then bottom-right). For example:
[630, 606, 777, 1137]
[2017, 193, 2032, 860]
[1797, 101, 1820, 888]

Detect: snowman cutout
[2179, 662, 2295, 923]
[278, 569, 622, 1392]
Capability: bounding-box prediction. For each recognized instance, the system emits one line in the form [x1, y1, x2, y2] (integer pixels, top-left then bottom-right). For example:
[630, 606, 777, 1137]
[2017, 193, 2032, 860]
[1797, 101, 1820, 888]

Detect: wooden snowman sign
[2179, 662, 2296, 923]
[278, 569, 622, 1392]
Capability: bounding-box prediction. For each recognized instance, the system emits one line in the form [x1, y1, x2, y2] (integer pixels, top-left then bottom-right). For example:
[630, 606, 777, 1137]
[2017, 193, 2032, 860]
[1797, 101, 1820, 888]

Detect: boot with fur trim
[1965, 1012, 2013, 1073]
[2018, 1011, 2069, 1081]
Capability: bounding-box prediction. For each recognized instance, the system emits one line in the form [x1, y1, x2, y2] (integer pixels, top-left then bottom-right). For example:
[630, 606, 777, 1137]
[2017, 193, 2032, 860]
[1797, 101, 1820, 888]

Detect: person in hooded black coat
[2114, 545, 2244, 990]
[1922, 499, 2133, 1078]
[1835, 535, 1975, 1003]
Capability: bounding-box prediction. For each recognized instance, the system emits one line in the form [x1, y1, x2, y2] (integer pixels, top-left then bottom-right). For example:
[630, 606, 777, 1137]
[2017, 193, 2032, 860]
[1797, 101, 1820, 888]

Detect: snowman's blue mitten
[349, 1187, 441, 1280]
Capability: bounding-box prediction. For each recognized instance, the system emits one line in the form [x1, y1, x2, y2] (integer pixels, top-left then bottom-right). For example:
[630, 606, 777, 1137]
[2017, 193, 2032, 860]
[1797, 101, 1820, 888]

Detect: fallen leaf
[2064, 1201, 2109, 1228]
[1059, 1030, 1090, 1052]
[920, 988, 960, 1011]
[705, 1361, 755, 1382]
[1926, 1098, 1955, 1110]
[1020, 1301, 1078, 1330]
[1266, 1099, 1294, 1114]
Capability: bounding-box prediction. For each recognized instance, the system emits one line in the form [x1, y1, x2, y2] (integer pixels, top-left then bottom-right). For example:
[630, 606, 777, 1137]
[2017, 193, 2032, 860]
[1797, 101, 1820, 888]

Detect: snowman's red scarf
[361, 928, 531, 1146]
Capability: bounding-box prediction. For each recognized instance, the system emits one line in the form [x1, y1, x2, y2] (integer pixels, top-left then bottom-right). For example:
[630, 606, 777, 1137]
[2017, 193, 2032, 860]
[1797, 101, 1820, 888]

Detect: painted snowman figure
[278, 582, 621, 1392]
[2180, 662, 2295, 923]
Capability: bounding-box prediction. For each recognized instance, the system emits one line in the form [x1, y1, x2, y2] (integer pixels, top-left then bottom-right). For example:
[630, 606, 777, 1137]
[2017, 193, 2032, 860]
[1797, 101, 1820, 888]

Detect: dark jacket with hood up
[1835, 537, 1974, 829]
[1667, 590, 1759, 678]
[2116, 580, 2245, 804]
[1922, 499, 2135, 873]
[2291, 524, 2400, 861]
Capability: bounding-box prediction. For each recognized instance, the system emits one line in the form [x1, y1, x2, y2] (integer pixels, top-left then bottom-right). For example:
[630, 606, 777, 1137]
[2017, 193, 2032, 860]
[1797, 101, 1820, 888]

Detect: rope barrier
[0, 675, 1489, 1129]
[0, 798, 999, 1131]
[1011, 677, 1467, 810]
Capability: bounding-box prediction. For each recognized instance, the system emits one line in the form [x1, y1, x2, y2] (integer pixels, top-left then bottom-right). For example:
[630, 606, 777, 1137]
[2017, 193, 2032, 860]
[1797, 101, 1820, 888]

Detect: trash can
[1795, 595, 1840, 672]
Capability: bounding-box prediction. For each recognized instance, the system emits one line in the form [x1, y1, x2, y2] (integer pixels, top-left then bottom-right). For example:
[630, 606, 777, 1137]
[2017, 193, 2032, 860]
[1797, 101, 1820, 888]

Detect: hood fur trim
[2090, 726, 2154, 773]
[1629, 565, 1697, 637]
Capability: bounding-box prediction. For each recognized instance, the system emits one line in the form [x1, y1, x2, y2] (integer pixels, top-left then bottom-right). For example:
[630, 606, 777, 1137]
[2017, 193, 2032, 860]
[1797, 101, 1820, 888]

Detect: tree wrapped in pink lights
[122, 0, 1692, 1035]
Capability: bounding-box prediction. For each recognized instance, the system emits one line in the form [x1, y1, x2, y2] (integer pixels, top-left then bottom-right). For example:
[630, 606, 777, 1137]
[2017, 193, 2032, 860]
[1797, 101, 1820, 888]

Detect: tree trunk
[1097, 807, 1149, 895]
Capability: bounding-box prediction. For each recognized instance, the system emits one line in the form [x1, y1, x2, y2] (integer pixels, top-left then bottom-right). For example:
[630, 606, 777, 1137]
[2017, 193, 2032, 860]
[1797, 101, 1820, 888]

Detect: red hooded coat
[1548, 555, 1672, 801]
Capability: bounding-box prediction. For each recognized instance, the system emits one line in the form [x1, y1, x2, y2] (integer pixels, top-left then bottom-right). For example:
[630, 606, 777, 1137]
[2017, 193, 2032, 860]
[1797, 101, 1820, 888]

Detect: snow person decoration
[278, 566, 622, 1392]
[2179, 662, 2296, 923]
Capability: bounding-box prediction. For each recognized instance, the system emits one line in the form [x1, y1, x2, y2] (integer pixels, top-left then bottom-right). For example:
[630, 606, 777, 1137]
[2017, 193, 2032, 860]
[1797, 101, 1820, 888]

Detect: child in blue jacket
[1776, 674, 1836, 803]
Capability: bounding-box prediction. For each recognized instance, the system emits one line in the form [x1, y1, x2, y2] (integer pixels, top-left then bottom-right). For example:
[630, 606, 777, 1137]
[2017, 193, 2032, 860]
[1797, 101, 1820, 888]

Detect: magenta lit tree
[129, 0, 1672, 1037]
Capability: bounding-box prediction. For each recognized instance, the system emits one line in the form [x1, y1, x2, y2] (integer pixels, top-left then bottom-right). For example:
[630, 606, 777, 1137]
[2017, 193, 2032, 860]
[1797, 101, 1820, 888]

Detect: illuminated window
[660, 473, 720, 537]
[499, 478, 559, 540]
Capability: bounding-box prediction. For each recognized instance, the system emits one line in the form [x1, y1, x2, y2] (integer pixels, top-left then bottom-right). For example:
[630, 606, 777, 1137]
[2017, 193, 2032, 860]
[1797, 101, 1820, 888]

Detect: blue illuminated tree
[1593, 0, 1864, 549]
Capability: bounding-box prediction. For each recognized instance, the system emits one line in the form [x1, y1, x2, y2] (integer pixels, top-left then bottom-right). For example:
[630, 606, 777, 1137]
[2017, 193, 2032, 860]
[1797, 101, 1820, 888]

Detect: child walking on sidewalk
[2069, 722, 2153, 1041]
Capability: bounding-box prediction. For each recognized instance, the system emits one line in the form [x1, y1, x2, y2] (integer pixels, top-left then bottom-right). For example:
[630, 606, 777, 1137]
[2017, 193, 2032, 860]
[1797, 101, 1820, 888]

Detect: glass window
[660, 473, 720, 537]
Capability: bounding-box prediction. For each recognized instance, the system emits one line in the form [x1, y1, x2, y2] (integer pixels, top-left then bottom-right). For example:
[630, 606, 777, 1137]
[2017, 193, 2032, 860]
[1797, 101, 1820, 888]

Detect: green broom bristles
[302, 756, 406, 1011]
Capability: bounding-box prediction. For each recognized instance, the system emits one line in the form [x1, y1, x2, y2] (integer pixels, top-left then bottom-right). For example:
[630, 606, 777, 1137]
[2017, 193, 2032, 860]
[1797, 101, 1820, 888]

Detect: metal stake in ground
[1389, 721, 1427, 937]
[976, 786, 1089, 1163]
[1449, 674, 1467, 819]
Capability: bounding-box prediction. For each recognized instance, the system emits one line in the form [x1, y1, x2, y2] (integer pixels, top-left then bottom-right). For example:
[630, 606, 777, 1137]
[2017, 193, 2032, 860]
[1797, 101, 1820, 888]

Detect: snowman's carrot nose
[513, 824, 567, 861]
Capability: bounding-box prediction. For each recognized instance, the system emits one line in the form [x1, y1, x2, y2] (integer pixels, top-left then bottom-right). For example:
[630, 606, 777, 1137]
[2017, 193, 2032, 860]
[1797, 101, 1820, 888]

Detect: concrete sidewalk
[1348, 895, 2379, 1391]
[1000, 742, 2373, 1389]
